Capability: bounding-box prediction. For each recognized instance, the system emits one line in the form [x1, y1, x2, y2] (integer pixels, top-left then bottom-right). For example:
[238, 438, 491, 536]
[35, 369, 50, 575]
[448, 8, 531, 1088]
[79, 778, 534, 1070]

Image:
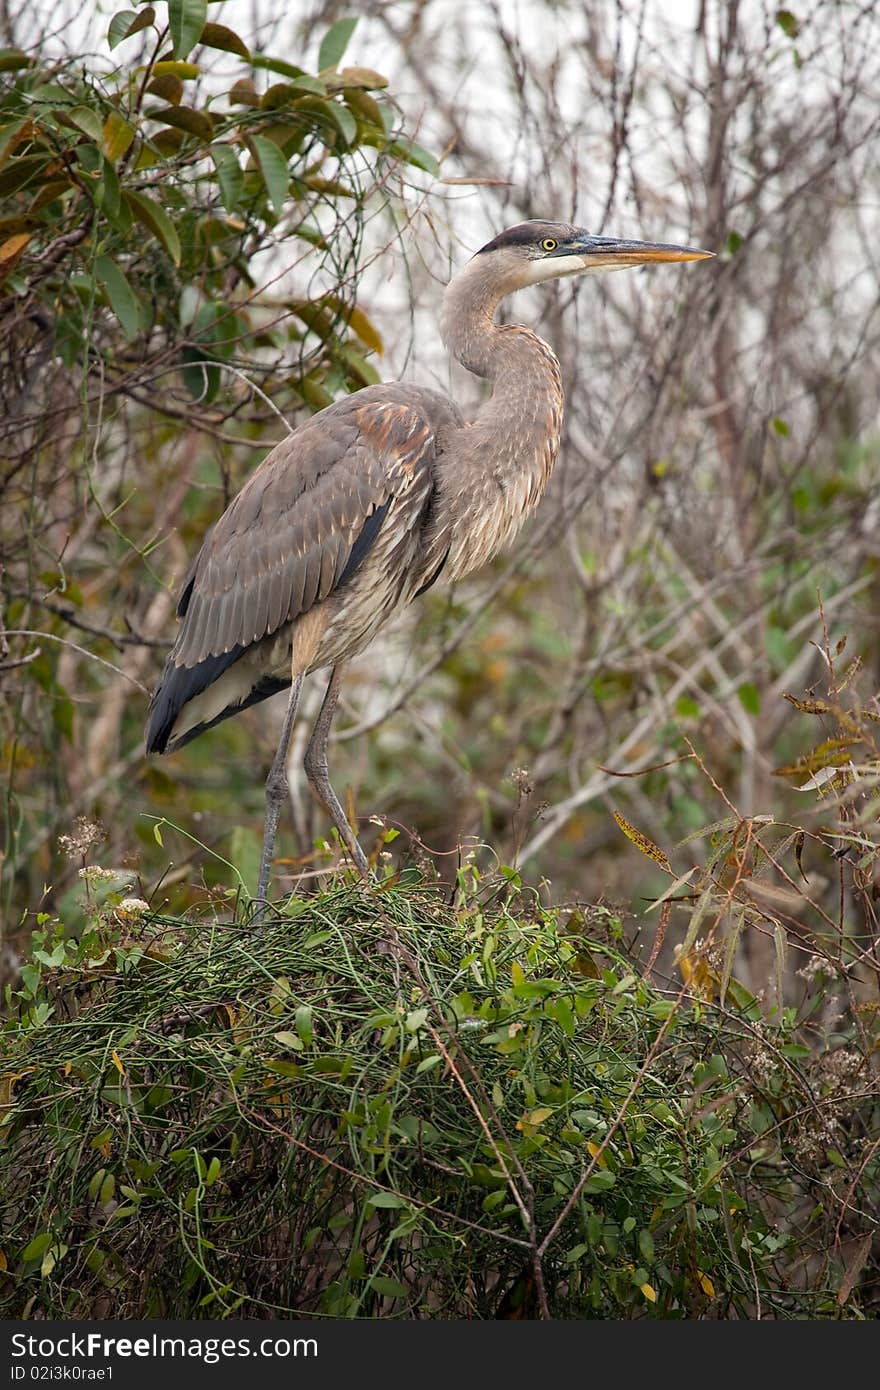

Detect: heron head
[474, 220, 714, 287]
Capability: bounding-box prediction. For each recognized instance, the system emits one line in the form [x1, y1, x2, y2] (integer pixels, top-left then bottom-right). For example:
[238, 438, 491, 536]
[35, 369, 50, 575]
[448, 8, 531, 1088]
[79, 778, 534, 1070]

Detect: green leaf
[336, 343, 380, 386]
[108, 7, 155, 51]
[737, 681, 761, 716]
[66, 105, 104, 143]
[290, 95, 356, 146]
[250, 134, 289, 215]
[415, 1053, 442, 1075]
[294, 1004, 313, 1046]
[95, 157, 124, 224]
[302, 929, 333, 948]
[124, 189, 181, 264]
[771, 416, 790, 437]
[582, 1169, 616, 1194]
[329, 101, 357, 145]
[264, 1059, 301, 1078]
[22, 1232, 53, 1262]
[168, 0, 207, 60]
[387, 138, 439, 176]
[210, 143, 244, 212]
[181, 351, 220, 402]
[368, 1275, 408, 1298]
[250, 55, 322, 85]
[0, 153, 50, 198]
[318, 17, 358, 72]
[200, 22, 250, 59]
[95, 254, 140, 339]
[0, 50, 32, 72]
[776, 9, 801, 39]
[366, 1192, 406, 1208]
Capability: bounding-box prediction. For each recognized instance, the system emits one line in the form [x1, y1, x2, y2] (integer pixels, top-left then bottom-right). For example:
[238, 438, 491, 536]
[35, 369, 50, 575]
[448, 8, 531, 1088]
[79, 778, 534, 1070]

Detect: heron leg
[304, 665, 368, 876]
[255, 674, 303, 910]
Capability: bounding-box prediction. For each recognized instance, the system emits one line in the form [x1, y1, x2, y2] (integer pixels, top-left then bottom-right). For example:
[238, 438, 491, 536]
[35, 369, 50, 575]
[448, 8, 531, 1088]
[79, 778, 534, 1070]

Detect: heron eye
[541, 238, 558, 252]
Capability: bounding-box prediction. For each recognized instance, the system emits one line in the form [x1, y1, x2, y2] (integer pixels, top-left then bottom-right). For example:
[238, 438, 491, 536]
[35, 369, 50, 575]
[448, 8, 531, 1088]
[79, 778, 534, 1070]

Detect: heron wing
[170, 391, 449, 671]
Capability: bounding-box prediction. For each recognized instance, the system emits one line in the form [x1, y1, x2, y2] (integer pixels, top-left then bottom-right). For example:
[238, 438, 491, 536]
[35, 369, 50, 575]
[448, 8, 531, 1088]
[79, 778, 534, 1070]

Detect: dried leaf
[151, 105, 214, 141]
[719, 909, 744, 1006]
[794, 766, 846, 792]
[794, 831, 807, 882]
[773, 921, 787, 1007]
[837, 1233, 872, 1306]
[200, 22, 250, 59]
[0, 231, 31, 283]
[614, 811, 672, 873]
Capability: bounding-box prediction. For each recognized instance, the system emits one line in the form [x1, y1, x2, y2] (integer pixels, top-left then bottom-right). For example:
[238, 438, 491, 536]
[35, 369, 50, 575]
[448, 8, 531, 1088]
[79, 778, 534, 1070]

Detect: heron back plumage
[145, 384, 463, 753]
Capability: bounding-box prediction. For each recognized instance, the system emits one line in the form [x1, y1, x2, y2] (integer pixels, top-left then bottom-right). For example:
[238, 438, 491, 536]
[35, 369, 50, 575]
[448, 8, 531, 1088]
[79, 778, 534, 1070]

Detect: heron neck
[440, 254, 563, 449]
[440, 255, 527, 379]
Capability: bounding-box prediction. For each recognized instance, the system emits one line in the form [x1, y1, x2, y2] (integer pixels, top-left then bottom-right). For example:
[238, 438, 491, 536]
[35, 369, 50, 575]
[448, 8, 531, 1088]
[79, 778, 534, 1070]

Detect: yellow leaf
[511, 961, 525, 987]
[0, 231, 31, 284]
[0, 1068, 33, 1105]
[586, 1140, 608, 1168]
[676, 949, 718, 1002]
[102, 112, 134, 163]
[613, 811, 672, 873]
[346, 304, 383, 355]
[0, 1249, 6, 1271]
[516, 1106, 555, 1135]
[110, 1050, 124, 1076]
[0, 231, 30, 263]
[698, 1271, 716, 1298]
[151, 60, 200, 80]
[640, 1282, 657, 1303]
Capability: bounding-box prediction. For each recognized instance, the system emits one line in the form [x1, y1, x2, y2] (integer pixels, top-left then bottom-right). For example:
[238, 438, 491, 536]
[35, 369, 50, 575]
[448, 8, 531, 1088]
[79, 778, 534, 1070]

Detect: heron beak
[568, 234, 714, 270]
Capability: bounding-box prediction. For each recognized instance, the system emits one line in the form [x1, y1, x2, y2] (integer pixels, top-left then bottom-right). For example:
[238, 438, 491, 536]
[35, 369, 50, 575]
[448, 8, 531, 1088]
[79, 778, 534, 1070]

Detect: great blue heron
[146, 221, 711, 901]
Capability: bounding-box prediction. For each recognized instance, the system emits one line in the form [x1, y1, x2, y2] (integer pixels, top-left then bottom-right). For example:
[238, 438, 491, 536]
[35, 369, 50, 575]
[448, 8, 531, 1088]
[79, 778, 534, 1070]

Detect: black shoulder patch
[337, 497, 392, 589]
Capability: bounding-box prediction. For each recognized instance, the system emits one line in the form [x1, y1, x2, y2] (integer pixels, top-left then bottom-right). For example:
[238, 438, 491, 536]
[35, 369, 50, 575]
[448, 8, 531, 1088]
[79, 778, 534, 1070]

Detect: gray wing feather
[169, 385, 463, 670]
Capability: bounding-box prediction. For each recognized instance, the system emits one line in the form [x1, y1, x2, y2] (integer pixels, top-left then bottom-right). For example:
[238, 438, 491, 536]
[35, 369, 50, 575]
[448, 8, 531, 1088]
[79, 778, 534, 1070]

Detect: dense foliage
[2, 875, 876, 1319]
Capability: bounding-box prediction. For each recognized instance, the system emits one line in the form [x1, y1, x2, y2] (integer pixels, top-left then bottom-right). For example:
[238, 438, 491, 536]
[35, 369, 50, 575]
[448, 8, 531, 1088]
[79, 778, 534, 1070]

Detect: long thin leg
[304, 665, 368, 876]
[255, 675, 303, 909]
